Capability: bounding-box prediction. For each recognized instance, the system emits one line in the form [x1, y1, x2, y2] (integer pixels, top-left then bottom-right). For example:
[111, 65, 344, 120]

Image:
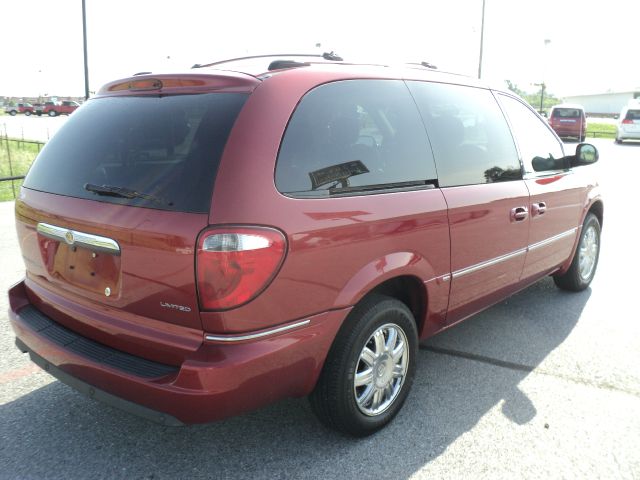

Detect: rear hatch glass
[24, 93, 248, 213]
[552, 108, 581, 120]
[625, 110, 640, 121]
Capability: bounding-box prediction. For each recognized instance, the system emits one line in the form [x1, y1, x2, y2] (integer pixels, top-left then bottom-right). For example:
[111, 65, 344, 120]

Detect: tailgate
[16, 79, 253, 331]
[16, 192, 207, 330]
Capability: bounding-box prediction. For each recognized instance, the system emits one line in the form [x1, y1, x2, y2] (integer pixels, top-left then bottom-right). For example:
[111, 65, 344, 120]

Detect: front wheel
[9, 110, 17, 116]
[48, 110, 57, 117]
[310, 294, 418, 436]
[553, 213, 601, 291]
[25, 110, 31, 116]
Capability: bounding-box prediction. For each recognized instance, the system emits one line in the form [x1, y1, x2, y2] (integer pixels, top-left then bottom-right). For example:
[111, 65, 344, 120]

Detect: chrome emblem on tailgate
[37, 223, 121, 255]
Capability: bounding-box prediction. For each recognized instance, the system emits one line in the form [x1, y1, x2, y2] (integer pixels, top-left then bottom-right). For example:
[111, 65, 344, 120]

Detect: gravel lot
[0, 138, 638, 479]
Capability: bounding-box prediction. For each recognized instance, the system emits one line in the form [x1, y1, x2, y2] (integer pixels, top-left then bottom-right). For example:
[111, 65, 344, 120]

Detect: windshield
[24, 93, 248, 213]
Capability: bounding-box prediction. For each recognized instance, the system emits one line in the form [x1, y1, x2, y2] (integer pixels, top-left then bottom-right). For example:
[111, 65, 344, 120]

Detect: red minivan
[8, 55, 603, 436]
[548, 104, 587, 142]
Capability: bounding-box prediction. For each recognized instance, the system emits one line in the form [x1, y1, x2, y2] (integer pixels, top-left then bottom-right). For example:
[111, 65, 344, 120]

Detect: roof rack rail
[192, 51, 343, 69]
[406, 61, 438, 70]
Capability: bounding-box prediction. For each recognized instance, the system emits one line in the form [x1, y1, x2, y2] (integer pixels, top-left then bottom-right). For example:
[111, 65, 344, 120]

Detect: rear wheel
[553, 213, 601, 291]
[25, 110, 31, 116]
[48, 110, 57, 117]
[310, 294, 418, 436]
[9, 110, 17, 116]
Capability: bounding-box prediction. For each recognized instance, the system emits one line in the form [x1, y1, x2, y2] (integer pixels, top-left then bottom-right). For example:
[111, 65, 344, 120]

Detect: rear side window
[552, 108, 582, 118]
[498, 95, 564, 174]
[24, 93, 248, 213]
[625, 109, 640, 120]
[407, 81, 521, 187]
[275, 80, 437, 197]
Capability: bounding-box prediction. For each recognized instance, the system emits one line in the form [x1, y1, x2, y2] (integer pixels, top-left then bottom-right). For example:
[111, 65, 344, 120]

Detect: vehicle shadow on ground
[0, 278, 589, 480]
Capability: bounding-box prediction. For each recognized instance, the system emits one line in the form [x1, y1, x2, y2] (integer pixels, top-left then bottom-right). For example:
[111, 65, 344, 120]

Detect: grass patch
[0, 138, 43, 201]
[586, 122, 616, 139]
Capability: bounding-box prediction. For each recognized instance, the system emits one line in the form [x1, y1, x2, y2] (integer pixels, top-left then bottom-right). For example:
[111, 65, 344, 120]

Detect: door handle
[532, 202, 547, 216]
[510, 206, 528, 222]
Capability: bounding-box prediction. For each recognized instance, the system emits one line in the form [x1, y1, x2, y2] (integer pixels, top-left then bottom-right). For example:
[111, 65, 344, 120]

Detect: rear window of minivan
[23, 93, 248, 213]
[552, 108, 582, 118]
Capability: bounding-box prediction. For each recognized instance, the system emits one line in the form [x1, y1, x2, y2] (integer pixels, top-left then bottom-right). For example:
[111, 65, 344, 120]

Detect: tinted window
[276, 80, 437, 196]
[407, 81, 521, 187]
[24, 93, 248, 212]
[498, 94, 564, 174]
[552, 108, 582, 118]
[625, 109, 640, 120]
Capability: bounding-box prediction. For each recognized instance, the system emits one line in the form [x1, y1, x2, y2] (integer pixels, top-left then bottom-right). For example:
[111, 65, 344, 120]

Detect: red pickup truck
[4, 103, 35, 116]
[43, 101, 80, 117]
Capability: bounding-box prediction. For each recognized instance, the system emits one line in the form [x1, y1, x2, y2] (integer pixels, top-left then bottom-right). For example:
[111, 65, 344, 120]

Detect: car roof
[551, 103, 585, 110]
[97, 53, 513, 98]
[202, 62, 493, 91]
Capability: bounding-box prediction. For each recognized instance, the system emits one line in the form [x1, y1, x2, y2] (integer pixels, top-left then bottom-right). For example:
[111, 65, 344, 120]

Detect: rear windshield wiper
[329, 180, 438, 195]
[84, 183, 168, 205]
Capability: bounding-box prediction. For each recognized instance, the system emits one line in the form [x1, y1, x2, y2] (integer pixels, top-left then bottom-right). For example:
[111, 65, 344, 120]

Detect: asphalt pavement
[0, 138, 638, 479]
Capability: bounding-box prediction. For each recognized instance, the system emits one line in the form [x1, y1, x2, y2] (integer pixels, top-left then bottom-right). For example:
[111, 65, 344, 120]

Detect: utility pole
[82, 0, 90, 100]
[477, 0, 486, 79]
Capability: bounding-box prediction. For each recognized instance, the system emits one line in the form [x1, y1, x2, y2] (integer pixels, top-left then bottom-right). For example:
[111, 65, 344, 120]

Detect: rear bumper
[8, 280, 348, 424]
[618, 129, 640, 140]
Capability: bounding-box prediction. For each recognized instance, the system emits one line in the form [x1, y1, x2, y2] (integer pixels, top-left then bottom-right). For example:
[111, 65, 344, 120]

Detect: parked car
[8, 55, 603, 437]
[4, 103, 34, 116]
[548, 104, 587, 141]
[615, 102, 640, 143]
[43, 100, 80, 116]
[33, 103, 45, 116]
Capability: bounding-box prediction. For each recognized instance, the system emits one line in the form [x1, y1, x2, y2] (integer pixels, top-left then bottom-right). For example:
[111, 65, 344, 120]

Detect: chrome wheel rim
[578, 224, 598, 281]
[354, 323, 409, 416]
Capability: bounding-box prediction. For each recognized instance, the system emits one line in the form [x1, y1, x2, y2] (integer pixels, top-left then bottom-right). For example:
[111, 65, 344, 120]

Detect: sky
[2, 0, 638, 98]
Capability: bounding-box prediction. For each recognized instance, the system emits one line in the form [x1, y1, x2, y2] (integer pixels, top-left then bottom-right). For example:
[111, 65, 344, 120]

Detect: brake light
[196, 227, 286, 310]
[622, 119, 633, 124]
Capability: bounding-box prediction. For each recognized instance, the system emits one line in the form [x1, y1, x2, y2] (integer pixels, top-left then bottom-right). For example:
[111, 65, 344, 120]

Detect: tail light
[196, 227, 286, 310]
[622, 119, 633, 124]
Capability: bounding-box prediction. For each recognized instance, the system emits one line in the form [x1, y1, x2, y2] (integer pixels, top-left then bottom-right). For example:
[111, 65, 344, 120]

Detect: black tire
[615, 138, 622, 144]
[310, 294, 418, 437]
[9, 110, 17, 116]
[580, 134, 585, 142]
[48, 110, 57, 117]
[553, 213, 601, 291]
[25, 110, 31, 116]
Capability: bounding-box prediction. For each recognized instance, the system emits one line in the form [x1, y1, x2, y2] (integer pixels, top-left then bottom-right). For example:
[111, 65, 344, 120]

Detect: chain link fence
[1, 126, 44, 201]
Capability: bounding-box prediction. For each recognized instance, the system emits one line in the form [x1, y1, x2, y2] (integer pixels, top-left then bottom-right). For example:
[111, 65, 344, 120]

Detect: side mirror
[572, 143, 599, 167]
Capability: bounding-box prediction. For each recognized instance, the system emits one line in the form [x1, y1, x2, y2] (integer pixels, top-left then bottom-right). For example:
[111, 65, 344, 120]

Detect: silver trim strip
[451, 227, 579, 279]
[453, 248, 527, 278]
[528, 227, 578, 252]
[205, 319, 311, 343]
[37, 222, 121, 255]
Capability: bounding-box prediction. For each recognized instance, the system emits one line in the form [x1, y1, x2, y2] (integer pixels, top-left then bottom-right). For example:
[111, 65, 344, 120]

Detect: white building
[562, 90, 640, 117]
